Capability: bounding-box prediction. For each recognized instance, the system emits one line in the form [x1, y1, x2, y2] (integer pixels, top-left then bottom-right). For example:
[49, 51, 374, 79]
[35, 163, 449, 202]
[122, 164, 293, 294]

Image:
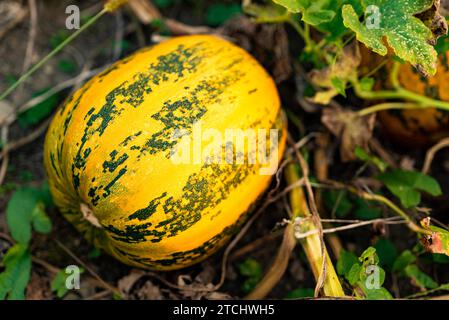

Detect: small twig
[288, 135, 328, 297]
[0, 117, 51, 162]
[112, 10, 125, 61]
[245, 224, 297, 300]
[31, 256, 60, 274]
[294, 217, 408, 240]
[21, 0, 37, 74]
[422, 136, 449, 174]
[230, 231, 282, 261]
[0, 126, 10, 186]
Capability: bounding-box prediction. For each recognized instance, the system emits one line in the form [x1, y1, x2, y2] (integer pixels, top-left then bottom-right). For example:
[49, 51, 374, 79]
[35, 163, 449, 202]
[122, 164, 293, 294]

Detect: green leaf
[354, 146, 388, 172]
[238, 258, 263, 279]
[331, 77, 347, 97]
[337, 250, 359, 277]
[392, 250, 416, 272]
[6, 186, 52, 244]
[88, 248, 102, 259]
[153, 0, 174, 9]
[57, 59, 77, 75]
[347, 263, 362, 285]
[363, 286, 393, 300]
[0, 244, 31, 300]
[18, 89, 60, 128]
[31, 203, 52, 234]
[51, 268, 85, 298]
[238, 258, 263, 294]
[342, 0, 439, 76]
[323, 190, 353, 218]
[359, 247, 378, 266]
[285, 288, 315, 299]
[51, 270, 69, 298]
[243, 2, 289, 23]
[359, 76, 375, 92]
[374, 238, 398, 270]
[378, 170, 442, 208]
[353, 198, 382, 220]
[205, 4, 241, 27]
[6, 189, 37, 245]
[49, 30, 69, 49]
[317, 0, 363, 41]
[273, 0, 336, 25]
[404, 265, 438, 290]
[435, 33, 449, 55]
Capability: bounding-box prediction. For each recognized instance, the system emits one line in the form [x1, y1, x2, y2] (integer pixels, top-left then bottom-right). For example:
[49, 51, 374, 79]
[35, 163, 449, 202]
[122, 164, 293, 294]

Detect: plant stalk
[285, 162, 345, 297]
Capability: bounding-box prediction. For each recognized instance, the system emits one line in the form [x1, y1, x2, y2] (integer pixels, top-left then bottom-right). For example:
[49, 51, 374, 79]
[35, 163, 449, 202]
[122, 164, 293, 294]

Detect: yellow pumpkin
[375, 51, 449, 146]
[43, 35, 287, 270]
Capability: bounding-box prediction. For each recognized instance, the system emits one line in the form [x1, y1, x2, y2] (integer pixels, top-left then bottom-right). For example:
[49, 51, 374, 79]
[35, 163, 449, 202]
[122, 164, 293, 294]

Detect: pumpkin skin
[377, 51, 449, 146]
[43, 35, 287, 270]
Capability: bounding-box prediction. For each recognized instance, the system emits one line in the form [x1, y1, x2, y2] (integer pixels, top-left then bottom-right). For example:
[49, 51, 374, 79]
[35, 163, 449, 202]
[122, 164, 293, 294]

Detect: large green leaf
[378, 170, 442, 208]
[0, 244, 31, 300]
[343, 0, 439, 75]
[273, 0, 336, 25]
[6, 186, 53, 245]
[404, 265, 438, 290]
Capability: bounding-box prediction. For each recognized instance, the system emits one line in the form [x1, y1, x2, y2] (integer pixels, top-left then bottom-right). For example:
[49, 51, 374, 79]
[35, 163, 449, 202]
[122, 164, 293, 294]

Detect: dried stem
[285, 160, 345, 297]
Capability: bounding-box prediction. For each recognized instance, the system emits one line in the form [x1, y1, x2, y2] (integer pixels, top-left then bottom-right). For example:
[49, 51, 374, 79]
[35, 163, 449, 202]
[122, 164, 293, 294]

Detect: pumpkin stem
[80, 203, 102, 228]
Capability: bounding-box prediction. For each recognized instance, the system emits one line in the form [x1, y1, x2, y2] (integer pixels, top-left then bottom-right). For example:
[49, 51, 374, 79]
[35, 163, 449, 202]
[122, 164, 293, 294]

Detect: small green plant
[0, 184, 53, 300]
[238, 257, 264, 294]
[337, 247, 393, 299]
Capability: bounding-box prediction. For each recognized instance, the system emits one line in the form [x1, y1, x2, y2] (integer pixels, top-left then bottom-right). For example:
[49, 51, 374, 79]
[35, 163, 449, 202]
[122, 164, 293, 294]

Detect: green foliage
[49, 30, 70, 49]
[342, 0, 439, 75]
[323, 190, 382, 220]
[337, 250, 359, 278]
[392, 250, 439, 290]
[57, 59, 77, 75]
[153, 0, 175, 9]
[238, 258, 263, 294]
[354, 146, 388, 172]
[285, 288, 314, 299]
[374, 238, 398, 270]
[1, 184, 53, 300]
[88, 248, 102, 259]
[339, 247, 393, 299]
[205, 3, 242, 27]
[378, 170, 442, 208]
[18, 89, 60, 128]
[273, 0, 336, 25]
[6, 186, 52, 245]
[51, 268, 84, 298]
[0, 244, 31, 300]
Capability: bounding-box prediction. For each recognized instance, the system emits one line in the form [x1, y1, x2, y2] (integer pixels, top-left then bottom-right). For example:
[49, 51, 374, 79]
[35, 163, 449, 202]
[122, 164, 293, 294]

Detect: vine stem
[353, 61, 449, 116]
[0, 8, 107, 102]
[327, 181, 432, 236]
[285, 162, 345, 297]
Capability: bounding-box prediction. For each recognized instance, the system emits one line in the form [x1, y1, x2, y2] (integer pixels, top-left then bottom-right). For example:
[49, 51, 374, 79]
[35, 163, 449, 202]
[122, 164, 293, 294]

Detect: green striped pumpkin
[44, 35, 287, 270]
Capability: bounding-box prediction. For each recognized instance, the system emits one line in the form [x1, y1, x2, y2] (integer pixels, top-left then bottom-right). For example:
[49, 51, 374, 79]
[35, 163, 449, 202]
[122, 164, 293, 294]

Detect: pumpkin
[374, 51, 449, 146]
[43, 35, 287, 270]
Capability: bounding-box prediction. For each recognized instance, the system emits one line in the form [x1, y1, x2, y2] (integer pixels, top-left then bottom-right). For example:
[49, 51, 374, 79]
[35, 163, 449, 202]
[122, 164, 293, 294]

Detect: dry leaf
[322, 107, 376, 162]
[420, 217, 449, 256]
[415, 0, 448, 45]
[117, 269, 145, 297]
[220, 16, 292, 83]
[309, 43, 361, 103]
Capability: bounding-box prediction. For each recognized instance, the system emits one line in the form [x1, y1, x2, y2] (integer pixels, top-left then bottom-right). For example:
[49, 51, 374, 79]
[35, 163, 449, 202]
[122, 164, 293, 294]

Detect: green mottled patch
[102, 150, 129, 173]
[70, 44, 205, 191]
[139, 71, 244, 158]
[128, 192, 167, 221]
